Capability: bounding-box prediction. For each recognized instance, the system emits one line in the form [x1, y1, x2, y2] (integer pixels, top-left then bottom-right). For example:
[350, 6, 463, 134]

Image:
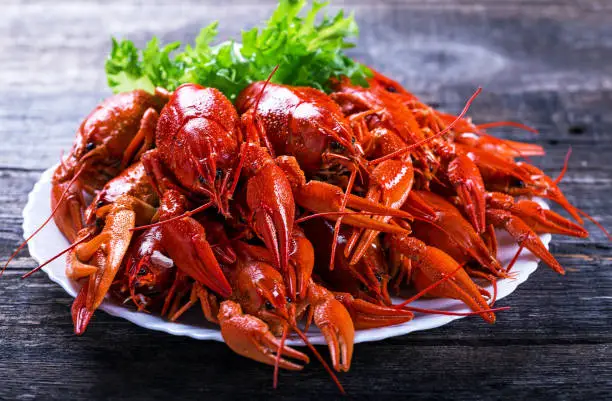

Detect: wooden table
[1, 1, 610, 399]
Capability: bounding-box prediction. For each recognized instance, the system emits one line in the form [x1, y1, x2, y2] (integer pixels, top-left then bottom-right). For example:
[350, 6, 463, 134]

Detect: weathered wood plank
[1, 334, 610, 400]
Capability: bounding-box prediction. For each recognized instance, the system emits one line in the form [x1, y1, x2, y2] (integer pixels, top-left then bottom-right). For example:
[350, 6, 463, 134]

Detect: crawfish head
[230, 259, 295, 334]
[60, 90, 165, 183]
[50, 91, 165, 242]
[125, 227, 174, 294]
[84, 161, 158, 225]
[235, 81, 362, 176]
[154, 83, 242, 214]
[111, 225, 175, 312]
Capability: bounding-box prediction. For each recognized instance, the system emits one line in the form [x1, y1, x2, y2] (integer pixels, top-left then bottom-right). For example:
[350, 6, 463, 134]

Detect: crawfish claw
[307, 282, 355, 372]
[487, 208, 565, 274]
[447, 154, 487, 233]
[245, 144, 295, 275]
[513, 199, 589, 238]
[388, 233, 496, 324]
[71, 279, 94, 335]
[218, 301, 309, 371]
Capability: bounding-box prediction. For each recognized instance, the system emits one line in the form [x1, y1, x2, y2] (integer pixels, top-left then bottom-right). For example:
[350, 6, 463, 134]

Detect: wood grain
[0, 1, 611, 400]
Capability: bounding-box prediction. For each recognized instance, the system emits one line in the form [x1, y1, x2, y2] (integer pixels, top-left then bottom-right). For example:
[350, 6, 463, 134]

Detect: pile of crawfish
[18, 69, 603, 390]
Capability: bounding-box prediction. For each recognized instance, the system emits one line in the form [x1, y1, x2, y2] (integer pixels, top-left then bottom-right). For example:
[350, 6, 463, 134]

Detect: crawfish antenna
[577, 209, 612, 241]
[549, 147, 611, 241]
[328, 167, 358, 271]
[553, 146, 572, 185]
[245, 64, 280, 149]
[505, 246, 524, 273]
[370, 87, 483, 166]
[295, 210, 415, 224]
[225, 65, 281, 202]
[394, 264, 464, 309]
[255, 65, 279, 112]
[21, 232, 92, 279]
[403, 305, 510, 317]
[481, 132, 537, 163]
[130, 201, 213, 232]
[292, 325, 345, 394]
[273, 324, 289, 389]
[2, 165, 86, 277]
[476, 121, 539, 135]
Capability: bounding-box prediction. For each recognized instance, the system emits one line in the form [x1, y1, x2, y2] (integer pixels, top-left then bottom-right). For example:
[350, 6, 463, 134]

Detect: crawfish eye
[285, 296, 292, 303]
[138, 267, 147, 276]
[96, 201, 104, 208]
[85, 142, 95, 152]
[216, 168, 223, 180]
[264, 300, 274, 310]
[386, 86, 398, 93]
[375, 272, 383, 282]
[511, 178, 526, 188]
[198, 175, 206, 184]
[351, 137, 356, 144]
[330, 141, 345, 152]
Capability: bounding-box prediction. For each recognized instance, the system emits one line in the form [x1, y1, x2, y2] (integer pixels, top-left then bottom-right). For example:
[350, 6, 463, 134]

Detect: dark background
[1, 1, 611, 400]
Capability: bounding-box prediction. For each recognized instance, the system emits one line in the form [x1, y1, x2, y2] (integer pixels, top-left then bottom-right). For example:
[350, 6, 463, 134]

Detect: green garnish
[105, 0, 371, 99]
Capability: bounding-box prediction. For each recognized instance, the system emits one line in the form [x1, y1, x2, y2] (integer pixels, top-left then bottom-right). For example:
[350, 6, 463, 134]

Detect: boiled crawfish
[12, 66, 609, 394]
[52, 89, 166, 242]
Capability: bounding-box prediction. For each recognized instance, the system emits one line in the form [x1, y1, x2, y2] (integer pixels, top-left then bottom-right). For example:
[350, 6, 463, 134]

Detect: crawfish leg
[135, 108, 160, 161]
[141, 148, 188, 197]
[121, 107, 160, 168]
[120, 108, 159, 170]
[169, 283, 200, 322]
[196, 284, 219, 324]
[334, 292, 414, 330]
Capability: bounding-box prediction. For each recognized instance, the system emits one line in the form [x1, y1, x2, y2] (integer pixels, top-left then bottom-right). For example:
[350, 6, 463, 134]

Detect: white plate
[23, 165, 551, 345]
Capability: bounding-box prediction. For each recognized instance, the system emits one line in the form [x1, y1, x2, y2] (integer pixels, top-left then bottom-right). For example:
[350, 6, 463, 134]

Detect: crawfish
[385, 233, 496, 324]
[330, 77, 489, 271]
[112, 226, 175, 312]
[52, 89, 166, 242]
[67, 161, 159, 333]
[236, 82, 414, 270]
[143, 83, 297, 278]
[218, 237, 408, 379]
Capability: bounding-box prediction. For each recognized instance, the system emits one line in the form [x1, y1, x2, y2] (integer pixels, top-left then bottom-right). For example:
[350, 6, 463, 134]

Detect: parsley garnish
[105, 0, 371, 99]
